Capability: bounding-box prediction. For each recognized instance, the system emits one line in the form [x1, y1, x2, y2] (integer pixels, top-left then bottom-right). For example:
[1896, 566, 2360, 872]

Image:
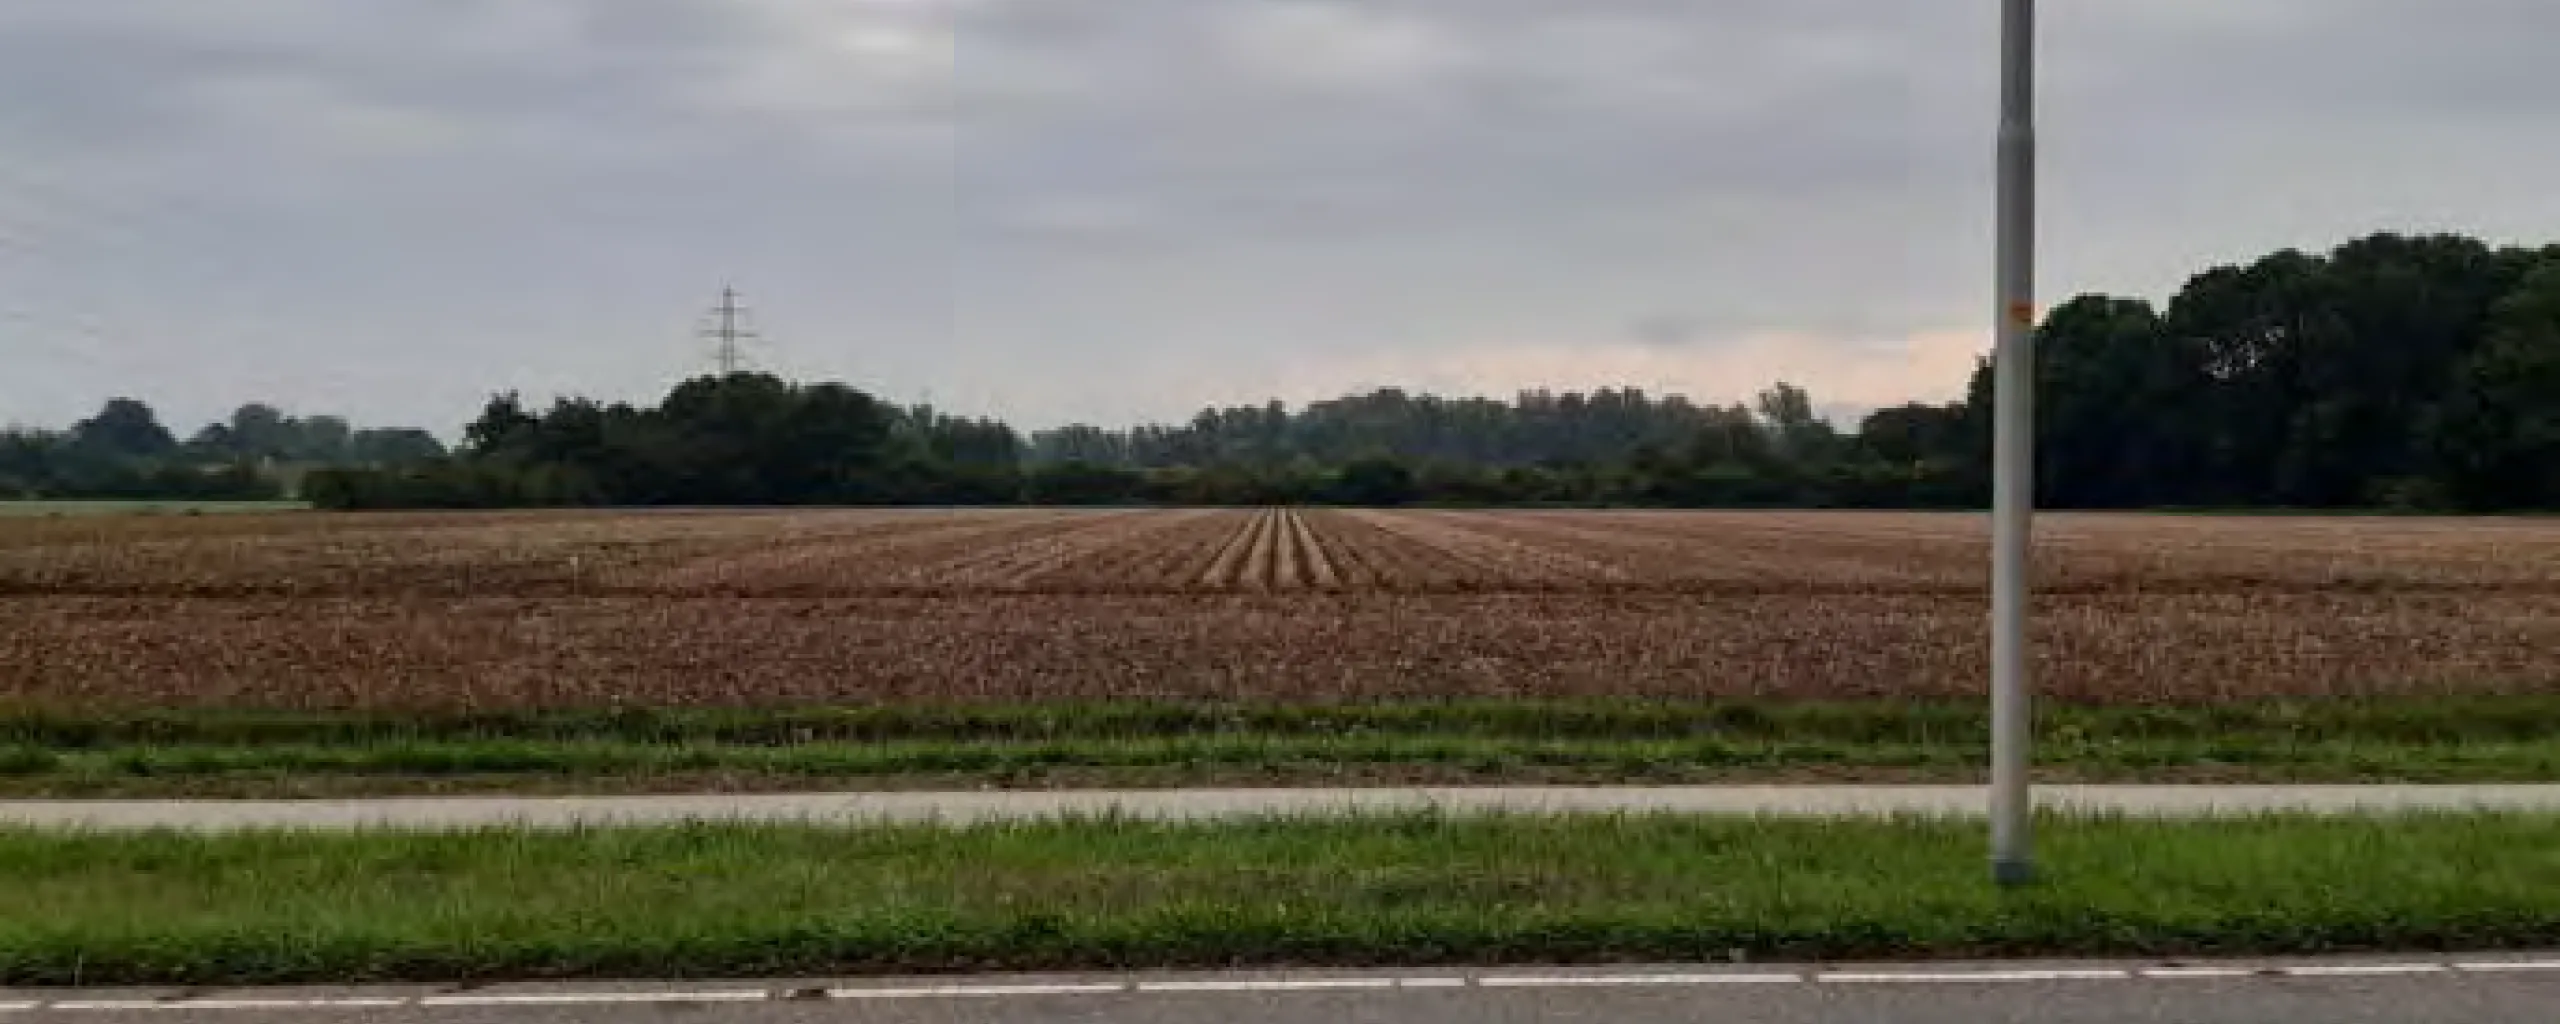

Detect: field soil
[6, 508, 2560, 710]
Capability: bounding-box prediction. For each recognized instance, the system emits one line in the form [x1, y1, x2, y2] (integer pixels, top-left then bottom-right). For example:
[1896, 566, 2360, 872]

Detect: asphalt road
[8, 784, 2560, 830]
[10, 958, 2559, 1023]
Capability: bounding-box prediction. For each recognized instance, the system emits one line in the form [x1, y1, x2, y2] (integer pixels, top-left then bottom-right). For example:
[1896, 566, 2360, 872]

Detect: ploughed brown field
[4, 508, 2557, 710]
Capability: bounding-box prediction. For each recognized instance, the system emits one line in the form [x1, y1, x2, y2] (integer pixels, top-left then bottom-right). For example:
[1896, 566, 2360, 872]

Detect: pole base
[1992, 858, 2037, 888]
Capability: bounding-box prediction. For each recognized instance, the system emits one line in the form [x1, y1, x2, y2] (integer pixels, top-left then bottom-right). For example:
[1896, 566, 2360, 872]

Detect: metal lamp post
[1990, 0, 2038, 887]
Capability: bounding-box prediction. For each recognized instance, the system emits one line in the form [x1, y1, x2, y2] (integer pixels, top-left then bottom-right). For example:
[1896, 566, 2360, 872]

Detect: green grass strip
[0, 500, 308, 518]
[4, 696, 2558, 794]
[2, 813, 2558, 985]
[4, 734, 2560, 795]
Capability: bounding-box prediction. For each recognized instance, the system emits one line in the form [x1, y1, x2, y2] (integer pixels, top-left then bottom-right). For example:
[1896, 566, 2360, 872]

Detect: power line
[697, 284, 760, 376]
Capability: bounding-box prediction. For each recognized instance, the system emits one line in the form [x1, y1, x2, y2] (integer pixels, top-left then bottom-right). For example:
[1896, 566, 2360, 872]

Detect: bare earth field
[3, 507, 2558, 710]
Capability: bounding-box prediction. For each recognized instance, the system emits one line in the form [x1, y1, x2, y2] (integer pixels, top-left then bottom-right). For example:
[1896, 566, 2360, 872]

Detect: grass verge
[0, 499, 309, 517]
[3, 735, 2558, 797]
[2, 813, 2558, 985]
[0, 697, 2555, 794]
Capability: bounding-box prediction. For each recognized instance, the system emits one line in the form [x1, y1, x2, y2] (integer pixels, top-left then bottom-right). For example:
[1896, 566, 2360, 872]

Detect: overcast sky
[5, 0, 2559, 433]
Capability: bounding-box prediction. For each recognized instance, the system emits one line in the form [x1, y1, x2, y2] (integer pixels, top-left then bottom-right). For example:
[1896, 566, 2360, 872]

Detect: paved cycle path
[5, 784, 2558, 831]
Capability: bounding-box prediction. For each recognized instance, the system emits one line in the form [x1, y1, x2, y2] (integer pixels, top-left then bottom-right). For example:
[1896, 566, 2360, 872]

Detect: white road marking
[164, 998, 412, 1011]
[1137, 978, 1399, 993]
[2278, 963, 2449, 977]
[419, 990, 770, 1006]
[1477, 973, 1802, 988]
[41, 1002, 180, 1012]
[1817, 969, 2132, 984]
[3, 958, 2540, 1012]
[2455, 960, 2560, 973]
[2139, 967, 2261, 979]
[825, 982, 1129, 999]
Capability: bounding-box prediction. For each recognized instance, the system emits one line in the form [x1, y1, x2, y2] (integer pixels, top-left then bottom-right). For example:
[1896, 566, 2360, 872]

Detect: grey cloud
[5, 0, 2560, 434]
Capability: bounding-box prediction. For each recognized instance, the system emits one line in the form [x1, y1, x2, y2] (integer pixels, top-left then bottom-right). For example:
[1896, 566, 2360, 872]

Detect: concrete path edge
[5, 784, 2560, 831]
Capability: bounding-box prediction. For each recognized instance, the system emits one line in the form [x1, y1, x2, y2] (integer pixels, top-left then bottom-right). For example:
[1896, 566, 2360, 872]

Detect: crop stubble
[4, 508, 2558, 710]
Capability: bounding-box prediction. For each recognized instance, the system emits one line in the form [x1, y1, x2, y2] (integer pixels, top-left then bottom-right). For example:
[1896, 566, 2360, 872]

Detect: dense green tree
[1031, 387, 1768, 471]
[5, 397, 433, 501]
[463, 393, 541, 457]
[71, 398, 177, 459]
[225, 403, 295, 459]
[2028, 296, 2208, 507]
[298, 415, 353, 463]
[179, 404, 434, 467]
[183, 423, 239, 459]
[1330, 456, 1420, 506]
[2431, 262, 2560, 509]
[1023, 461, 1145, 506]
[348, 428, 447, 466]
[0, 431, 62, 496]
[1857, 403, 1968, 467]
[1754, 383, 1838, 463]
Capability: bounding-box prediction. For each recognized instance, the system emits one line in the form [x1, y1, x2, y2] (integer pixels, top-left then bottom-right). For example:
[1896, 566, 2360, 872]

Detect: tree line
[308, 375, 1023, 509]
[1, 401, 446, 501]
[76, 229, 2560, 512]
[310, 372, 1946, 510]
[2020, 233, 2560, 510]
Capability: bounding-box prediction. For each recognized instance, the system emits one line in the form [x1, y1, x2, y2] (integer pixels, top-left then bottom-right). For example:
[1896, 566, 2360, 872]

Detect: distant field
[3, 507, 2556, 709]
[0, 499, 309, 517]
